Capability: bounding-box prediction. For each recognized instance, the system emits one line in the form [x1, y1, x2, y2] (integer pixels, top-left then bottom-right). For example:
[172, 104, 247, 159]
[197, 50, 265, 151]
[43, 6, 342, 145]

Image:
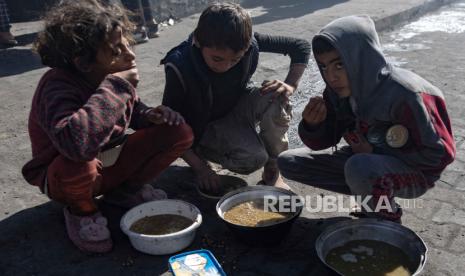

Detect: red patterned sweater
[22, 68, 152, 190]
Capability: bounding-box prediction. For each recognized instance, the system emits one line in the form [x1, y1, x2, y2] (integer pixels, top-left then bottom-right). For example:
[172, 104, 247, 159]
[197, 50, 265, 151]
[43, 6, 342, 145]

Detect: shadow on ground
[0, 165, 347, 275]
[241, 0, 349, 25]
[0, 46, 43, 77]
[14, 32, 39, 47]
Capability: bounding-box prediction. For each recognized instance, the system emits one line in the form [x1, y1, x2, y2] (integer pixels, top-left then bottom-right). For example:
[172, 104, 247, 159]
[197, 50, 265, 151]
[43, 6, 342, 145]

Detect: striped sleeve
[38, 75, 135, 161]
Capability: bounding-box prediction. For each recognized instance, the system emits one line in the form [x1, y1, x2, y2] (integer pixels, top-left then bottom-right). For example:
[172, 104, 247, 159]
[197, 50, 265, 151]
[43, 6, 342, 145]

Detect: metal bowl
[316, 219, 427, 275]
[216, 186, 302, 245]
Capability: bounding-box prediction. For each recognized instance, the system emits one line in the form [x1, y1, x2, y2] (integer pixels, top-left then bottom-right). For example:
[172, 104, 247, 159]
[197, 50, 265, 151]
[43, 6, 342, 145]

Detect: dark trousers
[0, 0, 11, 32]
[121, 0, 154, 26]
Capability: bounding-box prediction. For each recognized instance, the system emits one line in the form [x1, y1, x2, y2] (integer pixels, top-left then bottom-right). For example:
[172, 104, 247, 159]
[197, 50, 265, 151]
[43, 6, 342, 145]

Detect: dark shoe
[0, 32, 18, 47]
[350, 205, 402, 224]
[133, 26, 149, 44]
[146, 22, 160, 38]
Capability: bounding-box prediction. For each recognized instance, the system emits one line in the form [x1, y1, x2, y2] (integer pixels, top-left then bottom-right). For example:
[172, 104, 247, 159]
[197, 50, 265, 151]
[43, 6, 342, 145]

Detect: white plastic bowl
[120, 199, 202, 255]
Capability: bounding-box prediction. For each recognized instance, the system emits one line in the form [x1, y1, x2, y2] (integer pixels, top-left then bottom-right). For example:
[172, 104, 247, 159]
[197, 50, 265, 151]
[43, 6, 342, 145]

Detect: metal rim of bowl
[215, 185, 303, 228]
[120, 199, 203, 239]
[315, 218, 428, 276]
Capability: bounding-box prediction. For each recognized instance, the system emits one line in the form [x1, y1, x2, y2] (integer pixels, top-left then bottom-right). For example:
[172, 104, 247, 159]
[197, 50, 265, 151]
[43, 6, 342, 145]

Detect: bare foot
[261, 163, 292, 190]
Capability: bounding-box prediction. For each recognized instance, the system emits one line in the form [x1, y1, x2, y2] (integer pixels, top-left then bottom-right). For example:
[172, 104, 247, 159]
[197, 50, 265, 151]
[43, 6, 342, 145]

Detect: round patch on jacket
[386, 125, 409, 148]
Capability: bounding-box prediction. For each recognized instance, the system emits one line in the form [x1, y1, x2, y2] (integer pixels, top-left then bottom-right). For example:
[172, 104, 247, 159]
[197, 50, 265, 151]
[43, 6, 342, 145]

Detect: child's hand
[146, 105, 185, 126]
[195, 164, 220, 193]
[302, 96, 327, 127]
[343, 132, 373, 153]
[113, 67, 140, 88]
[260, 79, 295, 100]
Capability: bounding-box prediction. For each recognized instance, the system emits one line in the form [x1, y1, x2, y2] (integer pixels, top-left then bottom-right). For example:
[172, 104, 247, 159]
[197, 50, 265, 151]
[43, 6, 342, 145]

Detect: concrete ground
[0, 0, 463, 275]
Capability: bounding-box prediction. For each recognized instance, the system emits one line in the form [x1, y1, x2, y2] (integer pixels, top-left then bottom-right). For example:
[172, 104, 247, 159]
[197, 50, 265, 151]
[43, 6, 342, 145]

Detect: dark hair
[312, 37, 335, 55]
[193, 2, 252, 52]
[34, 0, 134, 70]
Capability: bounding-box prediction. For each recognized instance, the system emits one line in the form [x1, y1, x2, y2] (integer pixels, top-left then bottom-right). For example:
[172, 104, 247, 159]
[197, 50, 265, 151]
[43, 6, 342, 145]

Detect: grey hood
[302, 15, 455, 182]
[312, 15, 390, 107]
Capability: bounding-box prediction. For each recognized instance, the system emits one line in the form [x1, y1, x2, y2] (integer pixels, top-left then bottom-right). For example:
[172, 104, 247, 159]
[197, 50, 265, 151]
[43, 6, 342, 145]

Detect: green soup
[325, 239, 415, 276]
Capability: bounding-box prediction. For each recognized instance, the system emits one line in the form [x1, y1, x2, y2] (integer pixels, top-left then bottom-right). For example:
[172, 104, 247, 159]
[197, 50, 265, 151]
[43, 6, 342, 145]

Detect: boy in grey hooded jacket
[278, 15, 455, 222]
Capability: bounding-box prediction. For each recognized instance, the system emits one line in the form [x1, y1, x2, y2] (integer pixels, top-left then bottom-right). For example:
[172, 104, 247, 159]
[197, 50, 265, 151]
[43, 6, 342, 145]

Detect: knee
[48, 155, 100, 184]
[344, 153, 374, 192]
[262, 99, 292, 128]
[146, 123, 194, 150]
[170, 123, 194, 150]
[228, 148, 268, 175]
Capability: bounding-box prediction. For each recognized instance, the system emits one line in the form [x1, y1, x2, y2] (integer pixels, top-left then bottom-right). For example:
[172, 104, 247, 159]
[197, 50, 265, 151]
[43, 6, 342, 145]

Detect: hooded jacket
[299, 15, 455, 184]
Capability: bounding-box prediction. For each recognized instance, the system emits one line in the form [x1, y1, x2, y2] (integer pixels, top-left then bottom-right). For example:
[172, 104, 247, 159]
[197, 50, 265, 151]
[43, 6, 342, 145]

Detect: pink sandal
[103, 184, 167, 209]
[63, 207, 113, 253]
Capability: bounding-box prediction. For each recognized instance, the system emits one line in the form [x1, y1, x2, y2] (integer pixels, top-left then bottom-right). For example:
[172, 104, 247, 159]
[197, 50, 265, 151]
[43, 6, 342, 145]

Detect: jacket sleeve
[378, 93, 455, 175]
[299, 90, 344, 150]
[162, 65, 187, 115]
[38, 75, 135, 161]
[254, 32, 311, 65]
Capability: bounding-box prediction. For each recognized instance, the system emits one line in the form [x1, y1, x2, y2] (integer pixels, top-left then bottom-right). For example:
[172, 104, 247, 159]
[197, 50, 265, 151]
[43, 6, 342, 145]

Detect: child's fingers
[273, 84, 291, 99]
[308, 101, 324, 122]
[312, 96, 324, 105]
[260, 80, 279, 94]
[153, 106, 185, 126]
[307, 97, 323, 110]
[303, 101, 316, 115]
[174, 112, 184, 125]
[161, 108, 175, 124]
[303, 97, 325, 125]
[261, 84, 277, 95]
[166, 110, 174, 125]
[303, 103, 318, 123]
[178, 113, 186, 125]
[308, 110, 321, 123]
[147, 109, 162, 123]
[316, 101, 327, 118]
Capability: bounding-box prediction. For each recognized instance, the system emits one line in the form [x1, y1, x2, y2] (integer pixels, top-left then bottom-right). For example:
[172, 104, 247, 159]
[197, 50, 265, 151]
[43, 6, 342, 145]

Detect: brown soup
[223, 199, 292, 227]
[325, 239, 415, 276]
[130, 214, 193, 235]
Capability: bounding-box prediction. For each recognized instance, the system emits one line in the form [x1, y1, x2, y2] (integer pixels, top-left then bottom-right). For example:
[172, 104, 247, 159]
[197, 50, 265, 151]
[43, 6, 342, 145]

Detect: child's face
[200, 47, 247, 73]
[93, 27, 136, 75]
[315, 49, 351, 98]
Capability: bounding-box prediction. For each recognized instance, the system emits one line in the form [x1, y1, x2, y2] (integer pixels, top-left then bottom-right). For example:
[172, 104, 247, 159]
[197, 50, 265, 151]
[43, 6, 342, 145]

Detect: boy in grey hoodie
[278, 15, 455, 222]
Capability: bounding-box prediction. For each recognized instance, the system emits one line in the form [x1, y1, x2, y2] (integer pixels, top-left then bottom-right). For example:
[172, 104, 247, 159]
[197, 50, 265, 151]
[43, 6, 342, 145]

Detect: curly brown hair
[34, 0, 134, 70]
